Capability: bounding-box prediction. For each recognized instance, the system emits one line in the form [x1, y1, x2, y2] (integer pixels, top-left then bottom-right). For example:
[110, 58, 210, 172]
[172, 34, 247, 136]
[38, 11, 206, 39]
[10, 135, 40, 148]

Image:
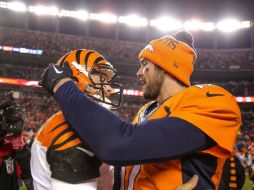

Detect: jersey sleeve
[54, 81, 216, 165]
[170, 85, 242, 158]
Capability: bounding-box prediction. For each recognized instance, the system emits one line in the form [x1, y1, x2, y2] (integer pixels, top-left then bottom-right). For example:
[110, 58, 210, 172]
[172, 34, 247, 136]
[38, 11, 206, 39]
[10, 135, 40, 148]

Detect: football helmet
[56, 49, 123, 109]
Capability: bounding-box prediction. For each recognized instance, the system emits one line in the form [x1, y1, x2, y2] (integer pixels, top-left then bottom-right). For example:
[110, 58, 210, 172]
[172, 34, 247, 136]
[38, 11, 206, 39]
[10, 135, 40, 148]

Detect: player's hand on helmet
[38, 63, 73, 94]
[175, 175, 198, 190]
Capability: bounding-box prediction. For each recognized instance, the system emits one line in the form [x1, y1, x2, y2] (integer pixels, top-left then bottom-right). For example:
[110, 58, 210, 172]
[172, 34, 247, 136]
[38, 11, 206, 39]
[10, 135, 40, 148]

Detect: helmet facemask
[88, 62, 123, 110]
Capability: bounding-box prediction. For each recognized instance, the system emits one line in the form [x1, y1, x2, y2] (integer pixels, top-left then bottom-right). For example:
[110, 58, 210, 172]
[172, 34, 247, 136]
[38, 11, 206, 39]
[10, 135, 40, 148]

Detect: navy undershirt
[54, 81, 215, 166]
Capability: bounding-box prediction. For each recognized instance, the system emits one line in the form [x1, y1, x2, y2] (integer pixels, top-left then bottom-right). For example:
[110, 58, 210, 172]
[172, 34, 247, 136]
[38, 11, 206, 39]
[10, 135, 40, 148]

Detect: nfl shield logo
[4, 157, 14, 175]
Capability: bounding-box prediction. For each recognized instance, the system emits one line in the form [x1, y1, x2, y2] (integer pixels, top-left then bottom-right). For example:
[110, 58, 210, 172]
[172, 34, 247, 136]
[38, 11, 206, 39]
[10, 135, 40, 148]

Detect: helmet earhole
[85, 85, 94, 93]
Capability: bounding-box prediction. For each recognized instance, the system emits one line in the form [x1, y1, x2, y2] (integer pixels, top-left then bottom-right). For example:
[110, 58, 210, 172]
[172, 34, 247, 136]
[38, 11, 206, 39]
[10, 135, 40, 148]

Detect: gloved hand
[38, 63, 73, 94]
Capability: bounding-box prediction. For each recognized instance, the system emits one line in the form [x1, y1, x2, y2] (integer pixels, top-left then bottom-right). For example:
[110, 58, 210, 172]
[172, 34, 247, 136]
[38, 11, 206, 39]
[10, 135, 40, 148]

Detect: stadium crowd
[0, 27, 142, 62]
[0, 26, 254, 189]
[235, 109, 254, 181]
[1, 27, 254, 70]
[0, 62, 254, 96]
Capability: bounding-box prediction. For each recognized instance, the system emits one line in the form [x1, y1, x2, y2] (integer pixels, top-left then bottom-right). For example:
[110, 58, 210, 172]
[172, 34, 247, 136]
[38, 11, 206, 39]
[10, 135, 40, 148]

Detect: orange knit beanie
[139, 35, 197, 86]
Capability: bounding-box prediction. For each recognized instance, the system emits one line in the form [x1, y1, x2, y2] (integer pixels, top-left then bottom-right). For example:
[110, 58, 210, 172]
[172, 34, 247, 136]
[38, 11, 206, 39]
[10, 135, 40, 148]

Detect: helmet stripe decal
[94, 56, 104, 65]
[75, 49, 83, 65]
[59, 53, 70, 67]
[84, 51, 95, 69]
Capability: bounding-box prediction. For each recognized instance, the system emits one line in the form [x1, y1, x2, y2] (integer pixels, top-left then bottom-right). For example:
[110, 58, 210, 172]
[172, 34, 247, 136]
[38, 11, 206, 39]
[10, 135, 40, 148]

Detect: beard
[143, 70, 165, 100]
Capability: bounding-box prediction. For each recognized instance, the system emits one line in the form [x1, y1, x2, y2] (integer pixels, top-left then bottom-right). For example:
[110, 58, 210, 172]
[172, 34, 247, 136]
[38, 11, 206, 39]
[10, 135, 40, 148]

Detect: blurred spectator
[0, 91, 33, 190]
[0, 130, 32, 190]
[234, 109, 254, 185]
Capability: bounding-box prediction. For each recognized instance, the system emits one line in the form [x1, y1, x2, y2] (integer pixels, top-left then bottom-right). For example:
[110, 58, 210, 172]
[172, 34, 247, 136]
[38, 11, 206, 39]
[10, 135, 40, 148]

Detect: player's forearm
[54, 81, 214, 165]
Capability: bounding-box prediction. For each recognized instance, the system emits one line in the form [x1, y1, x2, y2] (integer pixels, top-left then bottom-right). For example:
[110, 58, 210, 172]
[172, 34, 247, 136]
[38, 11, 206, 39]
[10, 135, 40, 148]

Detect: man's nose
[136, 67, 143, 78]
[104, 85, 113, 96]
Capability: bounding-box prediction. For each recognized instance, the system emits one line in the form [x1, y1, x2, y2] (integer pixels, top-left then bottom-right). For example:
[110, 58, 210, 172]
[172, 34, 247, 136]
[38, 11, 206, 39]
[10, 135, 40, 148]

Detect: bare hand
[175, 175, 198, 190]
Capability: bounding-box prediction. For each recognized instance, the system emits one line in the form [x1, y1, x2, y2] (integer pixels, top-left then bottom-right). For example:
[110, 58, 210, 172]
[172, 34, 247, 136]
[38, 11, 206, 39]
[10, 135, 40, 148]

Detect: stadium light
[75, 10, 89, 21]
[89, 13, 117, 23]
[184, 20, 204, 31]
[184, 20, 215, 31]
[59, 10, 77, 18]
[240, 21, 251, 28]
[0, 1, 26, 12]
[7, 2, 26, 12]
[0, 1, 7, 8]
[28, 5, 58, 16]
[217, 18, 243, 32]
[59, 10, 88, 21]
[200, 22, 215, 31]
[150, 17, 182, 31]
[246, 97, 252, 102]
[0, 1, 252, 33]
[119, 15, 148, 27]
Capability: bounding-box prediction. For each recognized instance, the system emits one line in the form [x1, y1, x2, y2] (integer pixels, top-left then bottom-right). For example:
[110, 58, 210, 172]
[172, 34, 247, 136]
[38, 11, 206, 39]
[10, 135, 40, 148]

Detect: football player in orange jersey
[31, 49, 123, 190]
[39, 31, 241, 190]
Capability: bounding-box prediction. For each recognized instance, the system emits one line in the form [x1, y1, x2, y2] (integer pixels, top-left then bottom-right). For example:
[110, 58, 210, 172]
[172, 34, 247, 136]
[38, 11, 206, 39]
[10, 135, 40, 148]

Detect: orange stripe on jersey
[230, 169, 236, 175]
[55, 138, 82, 151]
[36, 111, 69, 148]
[211, 158, 225, 190]
[36, 111, 84, 152]
[39, 124, 68, 148]
[229, 182, 237, 188]
[230, 176, 237, 181]
[54, 131, 76, 145]
[36, 111, 65, 136]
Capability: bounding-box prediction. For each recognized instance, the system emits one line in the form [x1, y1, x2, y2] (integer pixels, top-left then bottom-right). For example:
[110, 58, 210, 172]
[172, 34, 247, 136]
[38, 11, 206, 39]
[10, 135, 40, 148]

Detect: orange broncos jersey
[121, 84, 241, 190]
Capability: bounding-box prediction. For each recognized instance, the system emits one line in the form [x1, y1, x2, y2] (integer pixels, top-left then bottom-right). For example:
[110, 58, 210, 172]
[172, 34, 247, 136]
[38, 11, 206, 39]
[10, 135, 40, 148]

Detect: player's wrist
[53, 78, 72, 93]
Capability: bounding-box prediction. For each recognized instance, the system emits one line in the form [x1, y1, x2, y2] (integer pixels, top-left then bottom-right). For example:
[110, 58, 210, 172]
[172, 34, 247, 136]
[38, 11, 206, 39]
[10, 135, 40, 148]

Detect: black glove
[38, 63, 73, 94]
